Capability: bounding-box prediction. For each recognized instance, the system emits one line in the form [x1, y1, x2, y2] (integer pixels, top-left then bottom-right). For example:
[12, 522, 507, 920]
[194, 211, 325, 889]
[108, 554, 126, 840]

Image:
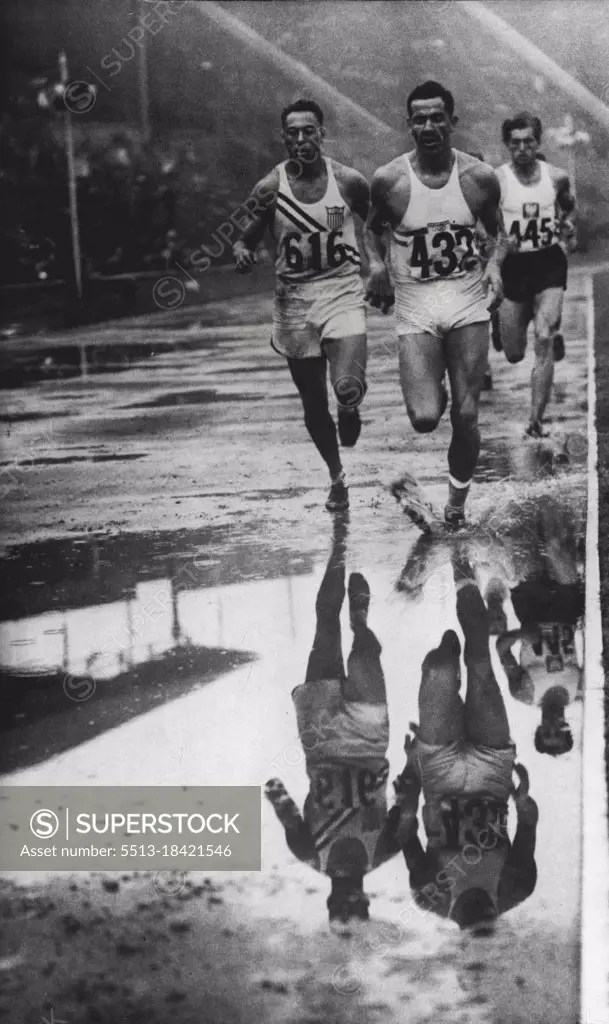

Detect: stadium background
[2, 0, 609, 293]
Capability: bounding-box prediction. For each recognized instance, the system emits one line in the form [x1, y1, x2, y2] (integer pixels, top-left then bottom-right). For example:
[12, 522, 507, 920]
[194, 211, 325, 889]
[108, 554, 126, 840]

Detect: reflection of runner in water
[265, 515, 399, 925]
[488, 497, 584, 757]
[396, 550, 538, 932]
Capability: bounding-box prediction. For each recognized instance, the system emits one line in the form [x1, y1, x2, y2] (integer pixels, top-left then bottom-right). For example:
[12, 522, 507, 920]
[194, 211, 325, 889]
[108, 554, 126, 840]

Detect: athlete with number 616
[233, 99, 371, 512]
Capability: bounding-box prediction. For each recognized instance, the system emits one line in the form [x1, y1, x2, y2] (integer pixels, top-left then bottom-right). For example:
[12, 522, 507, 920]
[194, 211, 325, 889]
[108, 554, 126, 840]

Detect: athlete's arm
[496, 630, 536, 703]
[340, 166, 370, 224]
[401, 835, 439, 906]
[372, 805, 402, 865]
[553, 167, 576, 216]
[264, 777, 305, 832]
[551, 166, 577, 252]
[364, 168, 396, 314]
[233, 169, 278, 273]
[339, 166, 376, 279]
[474, 165, 509, 312]
[391, 740, 422, 843]
[498, 821, 538, 913]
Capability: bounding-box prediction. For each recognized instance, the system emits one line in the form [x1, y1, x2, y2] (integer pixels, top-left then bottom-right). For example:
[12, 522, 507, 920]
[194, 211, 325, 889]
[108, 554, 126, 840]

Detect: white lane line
[581, 271, 609, 1024]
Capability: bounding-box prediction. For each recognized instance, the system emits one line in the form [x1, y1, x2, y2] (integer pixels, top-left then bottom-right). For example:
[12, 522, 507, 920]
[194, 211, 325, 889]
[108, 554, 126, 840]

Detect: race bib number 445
[407, 222, 478, 280]
[509, 208, 555, 250]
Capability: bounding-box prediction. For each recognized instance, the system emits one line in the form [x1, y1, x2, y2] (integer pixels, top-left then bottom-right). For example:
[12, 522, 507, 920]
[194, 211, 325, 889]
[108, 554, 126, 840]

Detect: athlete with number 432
[233, 99, 370, 513]
[365, 81, 508, 532]
[496, 112, 576, 439]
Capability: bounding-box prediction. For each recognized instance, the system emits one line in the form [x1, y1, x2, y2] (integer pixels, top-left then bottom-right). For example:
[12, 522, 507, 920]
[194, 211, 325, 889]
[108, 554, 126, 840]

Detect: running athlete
[366, 81, 508, 530]
[265, 515, 401, 926]
[395, 549, 538, 931]
[233, 99, 370, 512]
[496, 113, 576, 438]
[487, 495, 584, 757]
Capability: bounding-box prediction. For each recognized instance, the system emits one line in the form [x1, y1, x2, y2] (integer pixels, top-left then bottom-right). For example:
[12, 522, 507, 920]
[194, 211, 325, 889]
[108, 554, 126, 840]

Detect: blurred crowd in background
[1, 107, 213, 286]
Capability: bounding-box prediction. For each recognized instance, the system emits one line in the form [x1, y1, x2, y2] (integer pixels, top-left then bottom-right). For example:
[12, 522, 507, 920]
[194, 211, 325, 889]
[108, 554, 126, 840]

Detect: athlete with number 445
[365, 81, 508, 532]
[233, 99, 370, 513]
[496, 112, 576, 439]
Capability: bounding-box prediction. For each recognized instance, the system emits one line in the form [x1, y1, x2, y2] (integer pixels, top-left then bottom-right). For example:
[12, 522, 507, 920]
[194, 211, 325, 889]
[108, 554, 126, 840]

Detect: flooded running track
[0, 274, 593, 1024]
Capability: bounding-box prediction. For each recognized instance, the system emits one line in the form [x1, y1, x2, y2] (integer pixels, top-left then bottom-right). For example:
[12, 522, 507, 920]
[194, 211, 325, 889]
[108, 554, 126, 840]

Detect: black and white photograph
[1, 2, 609, 1022]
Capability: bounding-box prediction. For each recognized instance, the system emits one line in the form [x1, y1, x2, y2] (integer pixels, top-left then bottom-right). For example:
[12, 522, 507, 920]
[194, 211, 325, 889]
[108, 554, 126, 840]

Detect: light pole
[136, 0, 151, 145]
[58, 51, 83, 300]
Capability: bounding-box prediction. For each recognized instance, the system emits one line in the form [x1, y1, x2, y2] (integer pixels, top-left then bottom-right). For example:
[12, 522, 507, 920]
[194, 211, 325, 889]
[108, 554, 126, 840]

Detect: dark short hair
[281, 98, 324, 128]
[534, 724, 574, 756]
[407, 80, 455, 118]
[451, 888, 497, 932]
[502, 112, 542, 144]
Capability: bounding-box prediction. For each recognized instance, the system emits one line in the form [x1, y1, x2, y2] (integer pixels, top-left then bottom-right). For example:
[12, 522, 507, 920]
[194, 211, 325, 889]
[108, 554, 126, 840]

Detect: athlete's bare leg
[397, 332, 446, 431]
[417, 631, 466, 745]
[287, 356, 343, 481]
[499, 298, 531, 364]
[454, 557, 511, 748]
[325, 333, 368, 408]
[444, 322, 489, 516]
[343, 573, 386, 705]
[530, 286, 563, 430]
[304, 515, 347, 684]
[325, 333, 368, 447]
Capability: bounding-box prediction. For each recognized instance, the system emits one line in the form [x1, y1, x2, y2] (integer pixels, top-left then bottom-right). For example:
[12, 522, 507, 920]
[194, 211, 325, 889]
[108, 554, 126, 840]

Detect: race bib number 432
[407, 222, 478, 280]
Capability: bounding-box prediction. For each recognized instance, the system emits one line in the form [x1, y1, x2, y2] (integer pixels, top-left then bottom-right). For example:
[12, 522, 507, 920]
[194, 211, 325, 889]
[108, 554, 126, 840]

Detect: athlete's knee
[408, 400, 442, 432]
[450, 396, 479, 431]
[410, 414, 440, 434]
[533, 328, 553, 358]
[535, 320, 558, 343]
[333, 374, 367, 409]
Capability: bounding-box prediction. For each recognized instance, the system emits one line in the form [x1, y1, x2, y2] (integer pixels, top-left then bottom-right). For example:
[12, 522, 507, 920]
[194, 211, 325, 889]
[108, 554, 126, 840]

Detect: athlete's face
[508, 128, 539, 167]
[408, 98, 457, 155]
[282, 111, 324, 165]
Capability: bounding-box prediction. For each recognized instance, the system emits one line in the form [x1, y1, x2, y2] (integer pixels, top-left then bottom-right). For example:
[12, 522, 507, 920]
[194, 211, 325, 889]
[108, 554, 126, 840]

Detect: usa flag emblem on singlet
[326, 206, 345, 231]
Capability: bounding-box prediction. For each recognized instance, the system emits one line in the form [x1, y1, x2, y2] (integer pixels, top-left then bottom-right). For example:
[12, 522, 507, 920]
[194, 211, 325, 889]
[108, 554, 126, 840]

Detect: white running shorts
[272, 275, 366, 359]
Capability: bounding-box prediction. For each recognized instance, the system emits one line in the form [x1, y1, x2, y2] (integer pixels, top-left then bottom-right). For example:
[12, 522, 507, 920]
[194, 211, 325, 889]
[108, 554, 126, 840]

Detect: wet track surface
[0, 275, 593, 1022]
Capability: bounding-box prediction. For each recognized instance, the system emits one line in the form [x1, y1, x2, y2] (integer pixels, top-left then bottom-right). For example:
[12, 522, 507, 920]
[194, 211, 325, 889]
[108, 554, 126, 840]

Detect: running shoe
[337, 407, 361, 448]
[524, 421, 549, 439]
[553, 333, 565, 362]
[348, 572, 370, 627]
[326, 475, 349, 512]
[444, 503, 467, 531]
[390, 472, 443, 535]
[481, 370, 493, 391]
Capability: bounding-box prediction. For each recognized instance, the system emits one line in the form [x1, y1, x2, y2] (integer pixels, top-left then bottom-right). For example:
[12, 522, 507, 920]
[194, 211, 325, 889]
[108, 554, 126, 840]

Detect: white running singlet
[498, 161, 559, 253]
[304, 762, 390, 875]
[273, 159, 362, 283]
[389, 152, 482, 285]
